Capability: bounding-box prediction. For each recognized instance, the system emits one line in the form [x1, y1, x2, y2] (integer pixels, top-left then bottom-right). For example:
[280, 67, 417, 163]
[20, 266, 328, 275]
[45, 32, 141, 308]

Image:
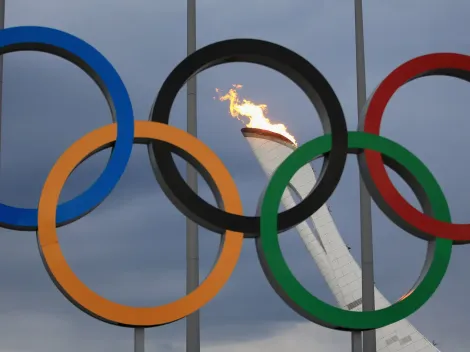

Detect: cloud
[204, 322, 349, 352]
[0, 0, 469, 351]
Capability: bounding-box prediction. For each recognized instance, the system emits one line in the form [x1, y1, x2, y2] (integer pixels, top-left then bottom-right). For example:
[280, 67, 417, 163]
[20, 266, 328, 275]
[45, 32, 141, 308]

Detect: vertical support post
[352, 331, 363, 352]
[186, 0, 200, 351]
[354, 0, 376, 351]
[134, 328, 145, 352]
[0, 0, 5, 169]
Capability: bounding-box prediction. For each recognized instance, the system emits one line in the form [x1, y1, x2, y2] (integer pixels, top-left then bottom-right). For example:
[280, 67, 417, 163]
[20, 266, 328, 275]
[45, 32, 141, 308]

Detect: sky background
[0, 0, 469, 351]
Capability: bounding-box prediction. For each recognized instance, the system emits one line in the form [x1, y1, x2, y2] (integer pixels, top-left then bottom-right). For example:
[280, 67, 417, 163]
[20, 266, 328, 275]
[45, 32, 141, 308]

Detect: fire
[215, 85, 297, 146]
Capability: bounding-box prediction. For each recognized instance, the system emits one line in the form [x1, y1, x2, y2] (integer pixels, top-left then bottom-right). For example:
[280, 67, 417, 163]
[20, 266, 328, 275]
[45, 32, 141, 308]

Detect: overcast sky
[0, 0, 469, 351]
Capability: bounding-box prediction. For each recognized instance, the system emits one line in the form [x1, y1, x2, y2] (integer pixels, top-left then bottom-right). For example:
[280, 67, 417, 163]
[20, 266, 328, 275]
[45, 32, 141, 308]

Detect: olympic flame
[215, 84, 297, 146]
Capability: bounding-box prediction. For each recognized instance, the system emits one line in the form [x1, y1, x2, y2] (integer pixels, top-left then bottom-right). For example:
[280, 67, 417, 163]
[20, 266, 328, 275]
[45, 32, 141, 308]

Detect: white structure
[242, 127, 440, 352]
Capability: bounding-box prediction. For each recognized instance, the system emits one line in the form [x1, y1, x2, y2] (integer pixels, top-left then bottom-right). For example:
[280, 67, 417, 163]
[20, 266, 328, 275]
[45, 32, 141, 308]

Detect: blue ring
[0, 26, 134, 230]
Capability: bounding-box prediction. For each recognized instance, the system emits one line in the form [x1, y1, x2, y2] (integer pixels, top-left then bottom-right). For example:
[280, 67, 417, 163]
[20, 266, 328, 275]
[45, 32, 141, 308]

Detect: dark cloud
[0, 0, 469, 351]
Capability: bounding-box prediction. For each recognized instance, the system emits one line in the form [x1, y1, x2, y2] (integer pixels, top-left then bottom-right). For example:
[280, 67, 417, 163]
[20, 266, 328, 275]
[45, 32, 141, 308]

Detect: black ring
[147, 39, 348, 237]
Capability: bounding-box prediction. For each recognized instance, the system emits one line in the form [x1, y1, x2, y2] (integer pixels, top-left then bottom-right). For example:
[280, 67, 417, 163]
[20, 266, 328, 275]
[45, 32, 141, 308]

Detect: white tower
[242, 127, 441, 352]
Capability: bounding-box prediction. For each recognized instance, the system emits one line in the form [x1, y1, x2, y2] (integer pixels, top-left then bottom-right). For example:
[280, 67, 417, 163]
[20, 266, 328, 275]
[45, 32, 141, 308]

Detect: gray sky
[0, 0, 469, 351]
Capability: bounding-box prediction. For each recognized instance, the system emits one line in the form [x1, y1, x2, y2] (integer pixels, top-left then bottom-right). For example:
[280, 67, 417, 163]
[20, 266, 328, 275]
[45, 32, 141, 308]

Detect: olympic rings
[37, 121, 244, 327]
[359, 53, 470, 243]
[2, 25, 469, 333]
[147, 39, 348, 237]
[258, 131, 452, 330]
[0, 26, 134, 231]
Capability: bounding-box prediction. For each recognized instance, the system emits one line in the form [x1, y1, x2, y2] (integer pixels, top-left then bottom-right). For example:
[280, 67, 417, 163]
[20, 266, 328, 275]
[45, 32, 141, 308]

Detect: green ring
[258, 131, 453, 330]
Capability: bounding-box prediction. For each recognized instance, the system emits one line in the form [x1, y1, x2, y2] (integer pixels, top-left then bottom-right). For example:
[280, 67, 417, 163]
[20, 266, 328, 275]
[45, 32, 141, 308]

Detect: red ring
[363, 53, 470, 241]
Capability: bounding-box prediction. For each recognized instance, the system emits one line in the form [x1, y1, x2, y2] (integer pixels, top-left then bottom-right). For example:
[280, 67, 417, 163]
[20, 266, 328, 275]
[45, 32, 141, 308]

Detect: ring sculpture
[0, 26, 468, 331]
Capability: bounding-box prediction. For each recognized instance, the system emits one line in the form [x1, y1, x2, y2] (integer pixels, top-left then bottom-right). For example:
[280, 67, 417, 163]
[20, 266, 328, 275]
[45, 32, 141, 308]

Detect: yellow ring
[37, 120, 244, 327]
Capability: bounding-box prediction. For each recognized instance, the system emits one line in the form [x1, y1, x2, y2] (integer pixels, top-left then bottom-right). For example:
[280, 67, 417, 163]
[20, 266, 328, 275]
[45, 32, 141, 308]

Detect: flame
[215, 85, 297, 146]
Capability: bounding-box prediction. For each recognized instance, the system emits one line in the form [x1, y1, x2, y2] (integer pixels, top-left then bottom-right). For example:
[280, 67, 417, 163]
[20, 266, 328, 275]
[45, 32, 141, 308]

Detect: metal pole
[0, 0, 5, 170]
[352, 331, 363, 352]
[186, 0, 200, 351]
[354, 0, 376, 351]
[134, 328, 145, 352]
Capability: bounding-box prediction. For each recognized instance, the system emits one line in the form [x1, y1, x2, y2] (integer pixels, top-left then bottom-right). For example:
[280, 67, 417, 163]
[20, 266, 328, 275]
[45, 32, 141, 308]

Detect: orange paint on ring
[37, 120, 243, 327]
